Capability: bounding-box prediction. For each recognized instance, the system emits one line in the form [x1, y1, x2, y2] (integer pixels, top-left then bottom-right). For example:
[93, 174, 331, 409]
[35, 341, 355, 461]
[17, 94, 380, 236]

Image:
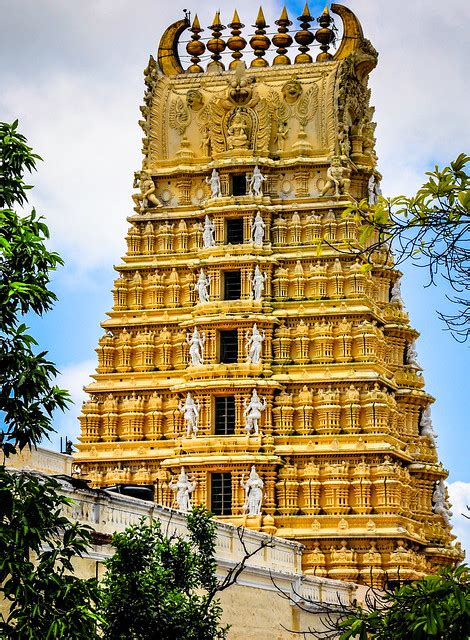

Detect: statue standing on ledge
[241, 465, 264, 515]
[250, 265, 267, 301]
[202, 215, 215, 248]
[248, 166, 266, 197]
[406, 340, 421, 369]
[243, 389, 266, 435]
[368, 174, 382, 205]
[179, 392, 200, 438]
[132, 172, 162, 210]
[319, 157, 350, 197]
[206, 168, 222, 198]
[390, 278, 404, 304]
[169, 467, 196, 512]
[246, 323, 265, 364]
[187, 326, 205, 366]
[251, 211, 266, 246]
[433, 479, 452, 525]
[194, 269, 211, 304]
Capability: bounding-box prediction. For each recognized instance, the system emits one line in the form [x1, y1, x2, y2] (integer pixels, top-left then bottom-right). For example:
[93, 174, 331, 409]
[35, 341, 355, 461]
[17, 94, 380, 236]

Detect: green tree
[336, 565, 470, 640]
[346, 154, 470, 340]
[101, 506, 269, 640]
[0, 120, 101, 638]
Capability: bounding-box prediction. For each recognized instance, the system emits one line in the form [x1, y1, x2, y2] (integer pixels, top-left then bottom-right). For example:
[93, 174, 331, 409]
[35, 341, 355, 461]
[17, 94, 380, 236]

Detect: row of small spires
[186, 3, 336, 72]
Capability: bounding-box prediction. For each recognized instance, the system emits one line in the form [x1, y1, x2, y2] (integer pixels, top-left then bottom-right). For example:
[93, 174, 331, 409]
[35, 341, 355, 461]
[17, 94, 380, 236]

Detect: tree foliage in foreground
[101, 507, 228, 640]
[336, 565, 470, 640]
[0, 120, 101, 638]
[346, 154, 470, 340]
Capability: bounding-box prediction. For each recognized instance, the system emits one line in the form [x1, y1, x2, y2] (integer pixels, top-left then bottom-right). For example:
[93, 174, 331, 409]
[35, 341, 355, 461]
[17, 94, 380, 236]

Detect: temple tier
[75, 3, 462, 584]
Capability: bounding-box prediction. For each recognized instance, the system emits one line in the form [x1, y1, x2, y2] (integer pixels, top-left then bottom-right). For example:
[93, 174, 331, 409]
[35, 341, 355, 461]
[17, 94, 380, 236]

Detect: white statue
[367, 174, 382, 205]
[179, 392, 200, 437]
[251, 211, 265, 246]
[169, 467, 196, 513]
[194, 268, 211, 304]
[250, 265, 267, 301]
[205, 168, 222, 198]
[241, 465, 264, 515]
[243, 389, 266, 435]
[390, 279, 404, 304]
[433, 479, 452, 525]
[202, 215, 215, 248]
[406, 340, 421, 369]
[248, 165, 266, 197]
[245, 323, 265, 364]
[187, 326, 206, 366]
[420, 407, 437, 441]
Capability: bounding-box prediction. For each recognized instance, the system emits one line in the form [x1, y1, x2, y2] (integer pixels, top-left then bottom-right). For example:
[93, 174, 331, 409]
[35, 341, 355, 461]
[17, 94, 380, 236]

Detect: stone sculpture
[248, 165, 266, 196]
[251, 211, 265, 245]
[132, 173, 162, 210]
[246, 323, 265, 364]
[202, 215, 215, 248]
[319, 157, 350, 197]
[243, 389, 266, 435]
[187, 326, 205, 365]
[194, 269, 210, 304]
[241, 465, 264, 515]
[179, 392, 200, 438]
[169, 467, 196, 512]
[205, 168, 222, 198]
[250, 265, 267, 301]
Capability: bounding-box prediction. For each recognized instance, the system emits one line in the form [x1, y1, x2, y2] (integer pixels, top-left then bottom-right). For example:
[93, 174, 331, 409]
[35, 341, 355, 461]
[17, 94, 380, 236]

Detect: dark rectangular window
[214, 396, 236, 435]
[223, 270, 241, 300]
[220, 330, 238, 363]
[231, 174, 247, 196]
[211, 472, 232, 515]
[226, 218, 244, 244]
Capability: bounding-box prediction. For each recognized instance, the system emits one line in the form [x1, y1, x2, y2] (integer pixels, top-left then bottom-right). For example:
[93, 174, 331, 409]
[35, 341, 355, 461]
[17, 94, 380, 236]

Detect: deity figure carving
[169, 467, 196, 512]
[251, 211, 266, 246]
[132, 173, 162, 211]
[367, 174, 382, 205]
[243, 389, 266, 435]
[186, 326, 206, 366]
[390, 279, 404, 304]
[433, 479, 452, 525]
[249, 265, 267, 301]
[282, 78, 303, 105]
[206, 169, 222, 198]
[338, 123, 351, 158]
[246, 323, 265, 364]
[202, 215, 215, 248]
[241, 465, 264, 515]
[194, 269, 211, 303]
[179, 392, 200, 437]
[420, 407, 437, 441]
[227, 110, 249, 149]
[248, 166, 266, 197]
[186, 89, 204, 112]
[319, 157, 350, 197]
[406, 340, 421, 369]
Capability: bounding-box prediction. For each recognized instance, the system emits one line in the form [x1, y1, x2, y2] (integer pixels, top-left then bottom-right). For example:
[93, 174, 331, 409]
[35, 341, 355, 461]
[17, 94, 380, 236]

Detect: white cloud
[448, 481, 470, 560]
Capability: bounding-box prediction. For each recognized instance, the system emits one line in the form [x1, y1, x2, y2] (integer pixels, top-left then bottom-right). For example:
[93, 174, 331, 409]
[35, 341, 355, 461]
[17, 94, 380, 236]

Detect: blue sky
[2, 0, 470, 551]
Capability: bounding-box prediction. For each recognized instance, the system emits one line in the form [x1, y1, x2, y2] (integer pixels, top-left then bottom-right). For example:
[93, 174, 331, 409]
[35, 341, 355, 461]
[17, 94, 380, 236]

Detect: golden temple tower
[75, 4, 462, 584]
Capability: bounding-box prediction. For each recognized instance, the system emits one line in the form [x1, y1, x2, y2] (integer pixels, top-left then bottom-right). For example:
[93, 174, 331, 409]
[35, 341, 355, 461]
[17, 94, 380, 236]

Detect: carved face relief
[186, 89, 204, 112]
[282, 79, 303, 105]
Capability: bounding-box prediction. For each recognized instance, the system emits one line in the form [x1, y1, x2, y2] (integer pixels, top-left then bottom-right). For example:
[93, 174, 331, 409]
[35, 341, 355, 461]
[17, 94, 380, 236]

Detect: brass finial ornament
[315, 5, 335, 61]
[295, 2, 315, 64]
[249, 7, 271, 67]
[186, 15, 205, 73]
[227, 9, 247, 69]
[272, 6, 293, 65]
[207, 11, 227, 72]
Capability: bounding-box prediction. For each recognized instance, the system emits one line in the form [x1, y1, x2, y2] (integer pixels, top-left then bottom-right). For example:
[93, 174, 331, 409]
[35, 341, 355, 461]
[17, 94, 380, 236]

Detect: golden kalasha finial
[207, 11, 227, 72]
[186, 15, 205, 73]
[315, 5, 335, 61]
[227, 9, 247, 69]
[272, 6, 293, 65]
[295, 2, 314, 64]
[249, 7, 271, 67]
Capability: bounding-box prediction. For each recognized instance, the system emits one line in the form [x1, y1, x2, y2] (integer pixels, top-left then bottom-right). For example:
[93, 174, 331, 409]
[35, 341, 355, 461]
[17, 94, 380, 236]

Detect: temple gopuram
[75, 3, 462, 584]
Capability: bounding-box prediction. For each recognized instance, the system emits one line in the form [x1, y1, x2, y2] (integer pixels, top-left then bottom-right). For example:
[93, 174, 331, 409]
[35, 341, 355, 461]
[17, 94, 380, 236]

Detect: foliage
[100, 506, 229, 640]
[336, 565, 470, 640]
[0, 120, 69, 456]
[345, 154, 470, 340]
[0, 120, 101, 638]
[0, 472, 102, 638]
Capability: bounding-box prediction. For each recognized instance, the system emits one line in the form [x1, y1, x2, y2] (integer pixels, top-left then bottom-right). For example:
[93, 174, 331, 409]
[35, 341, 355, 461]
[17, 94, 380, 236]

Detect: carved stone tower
[75, 4, 461, 584]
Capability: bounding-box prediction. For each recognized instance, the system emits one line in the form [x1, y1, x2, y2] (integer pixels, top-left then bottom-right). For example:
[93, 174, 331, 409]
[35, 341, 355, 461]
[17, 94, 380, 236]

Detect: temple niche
[75, 3, 462, 585]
